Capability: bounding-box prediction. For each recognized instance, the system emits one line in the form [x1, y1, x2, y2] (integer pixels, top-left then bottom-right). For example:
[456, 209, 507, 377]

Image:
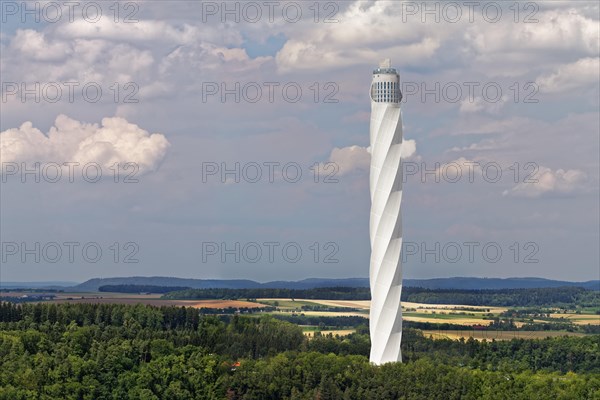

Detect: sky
[0, 1, 598, 283]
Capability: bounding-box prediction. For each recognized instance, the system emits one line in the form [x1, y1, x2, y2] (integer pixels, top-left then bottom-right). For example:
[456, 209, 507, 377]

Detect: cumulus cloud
[465, 10, 599, 55]
[5, 29, 155, 85]
[275, 1, 442, 72]
[3, 24, 263, 104]
[159, 42, 270, 77]
[463, 8, 599, 75]
[56, 19, 238, 46]
[277, 37, 439, 72]
[328, 145, 371, 175]
[275, 3, 598, 75]
[502, 166, 588, 198]
[536, 57, 600, 93]
[1, 115, 170, 175]
[11, 29, 72, 62]
[400, 139, 418, 160]
[326, 139, 418, 175]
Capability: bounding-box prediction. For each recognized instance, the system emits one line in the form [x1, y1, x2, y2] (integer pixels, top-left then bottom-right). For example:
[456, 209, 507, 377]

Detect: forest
[0, 302, 598, 399]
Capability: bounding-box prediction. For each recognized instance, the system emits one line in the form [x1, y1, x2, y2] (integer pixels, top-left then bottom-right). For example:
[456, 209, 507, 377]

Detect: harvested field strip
[420, 330, 588, 341]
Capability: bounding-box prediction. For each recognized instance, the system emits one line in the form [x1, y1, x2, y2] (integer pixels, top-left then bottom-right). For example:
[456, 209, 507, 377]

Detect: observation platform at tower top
[372, 58, 398, 75]
[372, 67, 398, 75]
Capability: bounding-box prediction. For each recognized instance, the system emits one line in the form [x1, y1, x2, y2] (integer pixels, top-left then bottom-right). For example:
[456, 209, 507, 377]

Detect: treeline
[99, 285, 191, 293]
[162, 286, 599, 307]
[272, 314, 368, 328]
[198, 306, 276, 315]
[0, 302, 598, 398]
[403, 286, 600, 307]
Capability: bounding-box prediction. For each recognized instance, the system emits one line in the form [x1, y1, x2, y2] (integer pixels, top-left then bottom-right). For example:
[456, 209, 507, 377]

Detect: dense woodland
[403, 286, 600, 307]
[161, 286, 600, 308]
[0, 302, 598, 399]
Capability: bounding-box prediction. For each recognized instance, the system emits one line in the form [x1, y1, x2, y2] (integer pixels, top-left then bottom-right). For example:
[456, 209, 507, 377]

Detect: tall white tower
[369, 59, 403, 364]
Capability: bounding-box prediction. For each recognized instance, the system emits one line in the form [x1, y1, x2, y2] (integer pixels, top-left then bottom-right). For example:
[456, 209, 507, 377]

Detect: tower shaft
[369, 59, 404, 364]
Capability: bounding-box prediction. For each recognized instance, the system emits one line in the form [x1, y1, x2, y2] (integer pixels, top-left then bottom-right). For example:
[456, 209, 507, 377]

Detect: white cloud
[5, 30, 155, 85]
[401, 139, 418, 160]
[277, 37, 439, 73]
[503, 166, 588, 198]
[435, 157, 483, 180]
[3, 24, 261, 103]
[536, 57, 600, 93]
[275, 3, 599, 75]
[56, 19, 237, 46]
[11, 29, 72, 62]
[463, 8, 599, 76]
[328, 145, 371, 175]
[159, 42, 271, 77]
[0, 115, 170, 175]
[275, 1, 442, 72]
[326, 139, 418, 175]
[465, 10, 598, 55]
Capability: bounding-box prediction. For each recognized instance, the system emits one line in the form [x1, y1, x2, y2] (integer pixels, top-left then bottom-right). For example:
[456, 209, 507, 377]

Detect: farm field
[401, 301, 508, 313]
[4, 292, 598, 340]
[274, 299, 508, 313]
[49, 296, 263, 309]
[294, 310, 368, 318]
[256, 298, 598, 324]
[270, 298, 507, 314]
[255, 298, 496, 325]
[303, 329, 355, 337]
[550, 313, 600, 325]
[300, 299, 371, 310]
[402, 314, 491, 326]
[421, 330, 588, 341]
[255, 299, 324, 309]
[403, 312, 487, 320]
[250, 298, 599, 337]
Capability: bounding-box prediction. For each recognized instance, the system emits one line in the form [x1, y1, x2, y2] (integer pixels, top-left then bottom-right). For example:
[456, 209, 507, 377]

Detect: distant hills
[3, 276, 596, 292]
[0, 281, 78, 289]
